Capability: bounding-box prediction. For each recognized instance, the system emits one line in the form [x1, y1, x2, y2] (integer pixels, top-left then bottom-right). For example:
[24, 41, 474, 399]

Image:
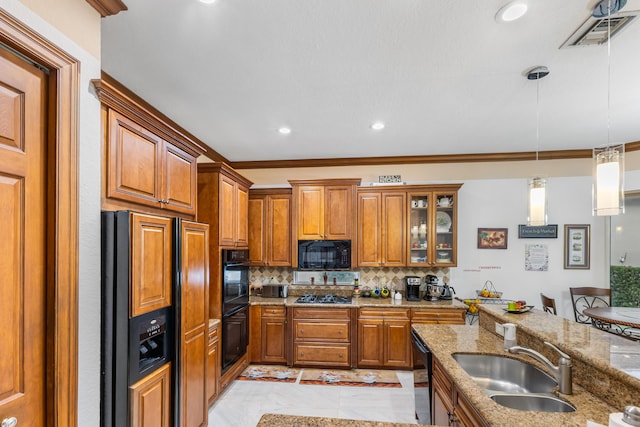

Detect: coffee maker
[404, 276, 421, 301]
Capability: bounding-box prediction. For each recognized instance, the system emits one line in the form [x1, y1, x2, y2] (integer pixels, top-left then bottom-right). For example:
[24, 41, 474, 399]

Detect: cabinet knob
[338, 353, 343, 358]
[2, 417, 17, 427]
[300, 352, 305, 357]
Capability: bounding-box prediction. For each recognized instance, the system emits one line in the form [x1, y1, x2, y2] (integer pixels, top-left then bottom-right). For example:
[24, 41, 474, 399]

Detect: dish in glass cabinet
[436, 211, 452, 231]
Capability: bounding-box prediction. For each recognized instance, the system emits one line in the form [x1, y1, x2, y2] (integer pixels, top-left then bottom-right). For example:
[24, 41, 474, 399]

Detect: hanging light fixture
[526, 66, 549, 226]
[593, 0, 625, 216]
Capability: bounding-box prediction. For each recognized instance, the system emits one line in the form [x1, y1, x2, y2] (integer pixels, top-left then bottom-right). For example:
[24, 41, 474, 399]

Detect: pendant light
[526, 66, 549, 226]
[593, 0, 625, 216]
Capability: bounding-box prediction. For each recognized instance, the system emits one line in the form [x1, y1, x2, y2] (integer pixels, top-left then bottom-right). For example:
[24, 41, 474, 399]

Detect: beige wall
[17, 0, 101, 58]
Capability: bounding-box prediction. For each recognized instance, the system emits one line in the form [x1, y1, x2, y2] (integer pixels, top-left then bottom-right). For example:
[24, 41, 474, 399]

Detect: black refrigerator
[101, 210, 209, 427]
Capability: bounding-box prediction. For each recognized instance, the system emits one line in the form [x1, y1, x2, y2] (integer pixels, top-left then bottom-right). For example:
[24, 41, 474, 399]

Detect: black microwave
[298, 240, 351, 270]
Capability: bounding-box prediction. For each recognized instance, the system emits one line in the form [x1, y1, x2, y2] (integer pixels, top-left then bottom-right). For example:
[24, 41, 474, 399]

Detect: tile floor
[208, 368, 428, 426]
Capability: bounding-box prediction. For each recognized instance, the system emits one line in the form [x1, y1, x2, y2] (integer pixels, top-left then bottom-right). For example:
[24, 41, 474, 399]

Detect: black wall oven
[221, 249, 250, 373]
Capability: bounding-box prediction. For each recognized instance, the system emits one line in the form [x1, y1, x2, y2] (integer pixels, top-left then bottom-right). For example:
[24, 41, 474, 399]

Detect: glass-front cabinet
[408, 184, 461, 267]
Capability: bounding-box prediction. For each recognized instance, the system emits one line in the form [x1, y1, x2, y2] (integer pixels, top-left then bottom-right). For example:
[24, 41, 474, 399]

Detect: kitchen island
[256, 413, 433, 426]
[411, 304, 640, 426]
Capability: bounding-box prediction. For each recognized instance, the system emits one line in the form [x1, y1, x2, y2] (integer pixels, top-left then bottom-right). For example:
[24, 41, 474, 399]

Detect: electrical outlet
[495, 323, 504, 336]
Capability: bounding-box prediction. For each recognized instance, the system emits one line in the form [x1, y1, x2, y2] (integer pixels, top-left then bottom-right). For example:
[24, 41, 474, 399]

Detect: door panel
[164, 143, 196, 214]
[0, 46, 47, 426]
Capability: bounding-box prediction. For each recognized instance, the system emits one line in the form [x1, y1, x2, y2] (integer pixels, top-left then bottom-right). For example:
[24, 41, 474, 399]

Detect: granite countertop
[412, 322, 618, 426]
[208, 318, 220, 329]
[250, 295, 466, 309]
[256, 413, 437, 427]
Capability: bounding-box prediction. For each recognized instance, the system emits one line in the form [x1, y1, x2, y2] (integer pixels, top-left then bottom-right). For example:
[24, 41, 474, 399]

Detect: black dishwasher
[411, 328, 433, 425]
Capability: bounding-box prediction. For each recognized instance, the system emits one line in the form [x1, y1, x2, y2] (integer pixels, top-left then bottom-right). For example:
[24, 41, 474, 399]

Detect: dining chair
[540, 293, 557, 315]
[569, 287, 611, 324]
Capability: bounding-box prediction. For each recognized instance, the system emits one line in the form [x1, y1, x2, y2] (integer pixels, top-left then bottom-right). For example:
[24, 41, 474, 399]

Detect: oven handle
[223, 303, 249, 318]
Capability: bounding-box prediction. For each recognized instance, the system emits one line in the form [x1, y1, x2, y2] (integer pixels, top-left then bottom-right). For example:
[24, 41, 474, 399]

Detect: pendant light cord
[607, 0, 612, 147]
[536, 75, 540, 162]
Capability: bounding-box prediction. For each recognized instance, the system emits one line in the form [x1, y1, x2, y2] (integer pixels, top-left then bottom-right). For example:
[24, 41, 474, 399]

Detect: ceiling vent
[560, 11, 638, 48]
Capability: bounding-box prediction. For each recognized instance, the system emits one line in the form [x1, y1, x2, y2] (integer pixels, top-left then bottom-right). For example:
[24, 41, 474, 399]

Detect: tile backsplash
[250, 266, 450, 293]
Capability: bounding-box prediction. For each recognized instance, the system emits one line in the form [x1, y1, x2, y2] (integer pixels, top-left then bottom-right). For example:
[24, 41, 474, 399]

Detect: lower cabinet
[432, 357, 487, 427]
[291, 307, 354, 368]
[130, 363, 172, 427]
[250, 305, 288, 364]
[357, 308, 411, 369]
[207, 323, 220, 407]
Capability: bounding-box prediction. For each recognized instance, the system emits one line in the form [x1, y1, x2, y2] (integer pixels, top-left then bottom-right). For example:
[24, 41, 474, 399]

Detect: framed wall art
[477, 228, 508, 249]
[564, 224, 590, 269]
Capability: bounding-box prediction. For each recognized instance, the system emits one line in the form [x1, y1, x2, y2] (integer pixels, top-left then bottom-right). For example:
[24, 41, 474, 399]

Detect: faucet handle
[544, 342, 570, 360]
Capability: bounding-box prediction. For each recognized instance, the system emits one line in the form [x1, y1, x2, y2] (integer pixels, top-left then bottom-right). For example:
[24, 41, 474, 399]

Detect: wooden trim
[92, 72, 214, 159]
[249, 187, 292, 196]
[229, 145, 640, 170]
[197, 161, 254, 188]
[85, 0, 127, 17]
[288, 178, 362, 186]
[0, 9, 79, 427]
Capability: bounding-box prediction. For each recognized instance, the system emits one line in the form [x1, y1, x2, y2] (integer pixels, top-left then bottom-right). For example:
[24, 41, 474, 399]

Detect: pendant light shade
[528, 177, 547, 226]
[593, 144, 624, 216]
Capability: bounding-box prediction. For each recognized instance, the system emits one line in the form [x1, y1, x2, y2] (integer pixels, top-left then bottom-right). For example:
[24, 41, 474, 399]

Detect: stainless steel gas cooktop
[294, 294, 352, 304]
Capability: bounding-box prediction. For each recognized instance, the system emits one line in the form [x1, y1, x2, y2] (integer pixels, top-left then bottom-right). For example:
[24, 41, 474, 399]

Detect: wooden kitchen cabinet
[130, 213, 173, 317]
[129, 363, 172, 427]
[412, 307, 466, 369]
[207, 322, 219, 406]
[290, 307, 355, 368]
[357, 308, 411, 369]
[94, 75, 204, 217]
[248, 189, 292, 267]
[197, 162, 253, 249]
[432, 356, 488, 427]
[249, 305, 288, 364]
[407, 184, 462, 267]
[356, 190, 406, 267]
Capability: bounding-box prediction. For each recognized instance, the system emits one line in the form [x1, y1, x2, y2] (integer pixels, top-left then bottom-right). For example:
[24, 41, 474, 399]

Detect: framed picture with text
[564, 224, 590, 269]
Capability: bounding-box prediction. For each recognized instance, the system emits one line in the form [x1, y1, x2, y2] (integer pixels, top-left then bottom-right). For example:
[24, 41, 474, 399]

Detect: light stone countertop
[250, 295, 467, 309]
[412, 322, 618, 427]
[208, 318, 220, 329]
[256, 413, 439, 426]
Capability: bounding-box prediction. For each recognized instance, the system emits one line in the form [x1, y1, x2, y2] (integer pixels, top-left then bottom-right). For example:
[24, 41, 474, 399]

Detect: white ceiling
[101, 0, 640, 164]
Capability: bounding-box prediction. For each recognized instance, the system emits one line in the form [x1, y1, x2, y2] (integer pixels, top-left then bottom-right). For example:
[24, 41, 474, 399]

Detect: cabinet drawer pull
[339, 353, 343, 358]
[300, 329, 304, 334]
[300, 352, 305, 357]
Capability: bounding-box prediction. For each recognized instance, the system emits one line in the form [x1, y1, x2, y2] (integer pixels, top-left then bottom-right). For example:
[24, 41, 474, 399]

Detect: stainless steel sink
[452, 353, 557, 394]
[490, 394, 576, 412]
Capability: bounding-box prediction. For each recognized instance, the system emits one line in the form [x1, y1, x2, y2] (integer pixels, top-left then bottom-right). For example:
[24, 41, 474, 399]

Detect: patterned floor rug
[413, 368, 429, 388]
[237, 365, 301, 383]
[300, 368, 401, 387]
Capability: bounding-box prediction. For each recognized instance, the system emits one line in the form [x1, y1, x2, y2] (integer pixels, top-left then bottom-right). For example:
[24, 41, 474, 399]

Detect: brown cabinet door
[235, 183, 249, 247]
[178, 221, 209, 427]
[296, 185, 324, 239]
[107, 109, 162, 207]
[162, 142, 197, 215]
[218, 175, 236, 246]
[381, 192, 406, 266]
[324, 185, 352, 239]
[433, 383, 453, 427]
[384, 320, 411, 368]
[357, 318, 384, 367]
[130, 213, 172, 317]
[357, 192, 382, 266]
[267, 194, 291, 266]
[248, 197, 266, 265]
[207, 327, 219, 405]
[261, 317, 287, 363]
[129, 363, 172, 427]
[454, 390, 487, 427]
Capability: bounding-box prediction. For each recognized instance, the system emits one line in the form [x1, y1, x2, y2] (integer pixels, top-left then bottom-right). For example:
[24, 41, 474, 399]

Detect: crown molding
[85, 0, 128, 17]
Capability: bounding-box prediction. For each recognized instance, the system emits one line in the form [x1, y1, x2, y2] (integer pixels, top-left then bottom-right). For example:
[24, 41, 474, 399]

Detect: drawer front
[411, 308, 466, 324]
[208, 326, 219, 347]
[359, 308, 410, 319]
[294, 321, 350, 342]
[293, 343, 351, 367]
[292, 307, 351, 320]
[261, 306, 286, 317]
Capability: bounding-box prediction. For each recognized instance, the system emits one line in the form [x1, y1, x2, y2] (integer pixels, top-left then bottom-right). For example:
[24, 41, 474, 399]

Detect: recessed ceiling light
[371, 122, 385, 131]
[199, 0, 216, 4]
[496, 1, 528, 22]
[278, 127, 291, 135]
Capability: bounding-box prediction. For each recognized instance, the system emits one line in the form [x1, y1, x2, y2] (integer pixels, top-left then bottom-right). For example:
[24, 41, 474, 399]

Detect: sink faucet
[509, 342, 573, 395]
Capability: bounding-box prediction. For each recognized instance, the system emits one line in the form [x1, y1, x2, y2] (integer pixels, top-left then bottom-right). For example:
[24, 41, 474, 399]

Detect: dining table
[583, 306, 640, 341]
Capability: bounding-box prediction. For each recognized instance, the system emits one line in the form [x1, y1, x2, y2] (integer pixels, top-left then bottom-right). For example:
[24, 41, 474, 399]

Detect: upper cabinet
[197, 162, 253, 249]
[355, 184, 462, 268]
[357, 190, 406, 267]
[290, 179, 360, 240]
[407, 185, 462, 267]
[93, 75, 206, 218]
[248, 189, 292, 267]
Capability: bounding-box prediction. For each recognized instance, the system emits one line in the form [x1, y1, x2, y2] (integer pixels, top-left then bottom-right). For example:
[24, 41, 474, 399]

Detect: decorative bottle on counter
[323, 272, 328, 284]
